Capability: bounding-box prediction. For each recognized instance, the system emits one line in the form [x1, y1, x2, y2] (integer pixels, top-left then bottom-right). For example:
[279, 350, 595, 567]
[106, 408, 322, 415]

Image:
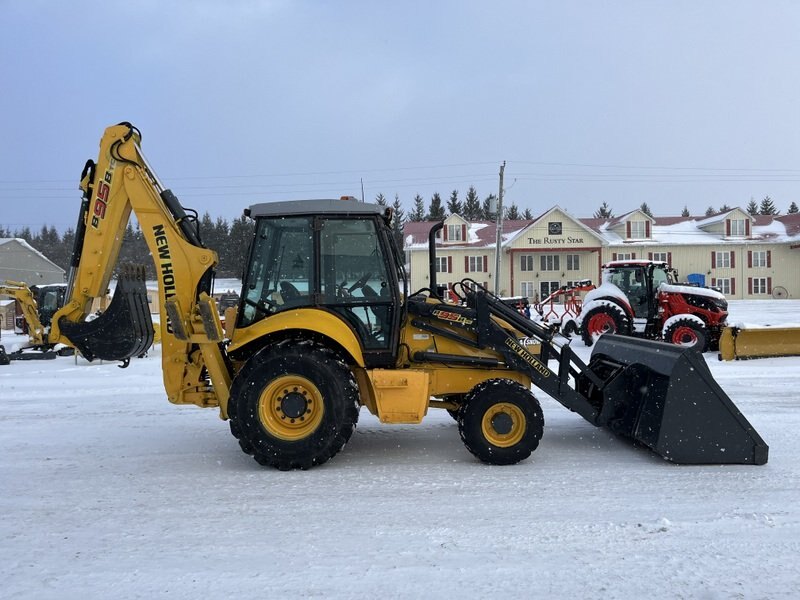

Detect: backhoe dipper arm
[49, 122, 231, 413]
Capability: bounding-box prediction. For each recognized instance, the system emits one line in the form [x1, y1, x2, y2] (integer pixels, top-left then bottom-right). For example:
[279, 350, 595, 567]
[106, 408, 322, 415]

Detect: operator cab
[238, 199, 405, 366]
[604, 261, 675, 319]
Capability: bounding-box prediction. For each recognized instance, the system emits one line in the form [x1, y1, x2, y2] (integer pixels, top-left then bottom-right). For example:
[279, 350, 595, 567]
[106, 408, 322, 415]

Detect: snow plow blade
[59, 265, 154, 362]
[719, 326, 800, 360]
[582, 335, 768, 465]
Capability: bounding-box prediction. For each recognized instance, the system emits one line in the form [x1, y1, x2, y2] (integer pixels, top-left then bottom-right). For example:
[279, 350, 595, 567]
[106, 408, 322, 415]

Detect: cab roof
[247, 199, 385, 219]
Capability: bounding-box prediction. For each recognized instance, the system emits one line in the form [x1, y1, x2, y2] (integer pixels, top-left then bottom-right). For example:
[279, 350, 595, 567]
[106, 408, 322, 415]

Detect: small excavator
[42, 122, 768, 469]
[0, 281, 74, 363]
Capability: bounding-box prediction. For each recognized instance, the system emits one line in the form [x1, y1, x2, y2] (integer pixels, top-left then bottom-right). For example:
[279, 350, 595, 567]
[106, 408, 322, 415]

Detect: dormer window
[627, 220, 649, 239]
[446, 223, 464, 242]
[728, 218, 747, 237]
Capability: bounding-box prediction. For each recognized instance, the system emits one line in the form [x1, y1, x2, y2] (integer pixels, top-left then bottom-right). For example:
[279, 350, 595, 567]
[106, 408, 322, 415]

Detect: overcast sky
[2, 0, 799, 232]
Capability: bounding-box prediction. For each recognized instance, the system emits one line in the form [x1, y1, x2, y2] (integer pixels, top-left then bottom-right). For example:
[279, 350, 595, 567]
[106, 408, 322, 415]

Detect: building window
[447, 224, 463, 242]
[615, 252, 634, 261]
[520, 255, 535, 272]
[752, 277, 768, 295]
[729, 219, 746, 236]
[714, 278, 732, 295]
[715, 251, 732, 268]
[540, 281, 560, 300]
[566, 254, 580, 270]
[540, 255, 560, 271]
[752, 251, 767, 268]
[629, 221, 646, 239]
[435, 256, 449, 273]
[652, 252, 668, 262]
[520, 281, 536, 299]
[468, 256, 485, 272]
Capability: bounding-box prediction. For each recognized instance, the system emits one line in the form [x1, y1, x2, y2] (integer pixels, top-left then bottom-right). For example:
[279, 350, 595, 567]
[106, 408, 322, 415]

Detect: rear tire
[580, 304, 630, 347]
[664, 318, 708, 352]
[458, 380, 544, 465]
[229, 340, 359, 470]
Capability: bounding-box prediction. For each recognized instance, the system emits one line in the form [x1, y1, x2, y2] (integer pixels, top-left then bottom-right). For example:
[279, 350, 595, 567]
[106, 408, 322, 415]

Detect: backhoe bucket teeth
[580, 335, 768, 465]
[59, 265, 154, 362]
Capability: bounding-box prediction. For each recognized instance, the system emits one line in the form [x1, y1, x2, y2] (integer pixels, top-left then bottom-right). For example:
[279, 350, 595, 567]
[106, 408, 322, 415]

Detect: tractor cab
[603, 261, 674, 320]
[237, 199, 406, 367]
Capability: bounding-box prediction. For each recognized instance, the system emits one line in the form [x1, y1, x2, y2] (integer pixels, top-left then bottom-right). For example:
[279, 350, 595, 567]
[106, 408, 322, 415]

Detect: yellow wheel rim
[481, 402, 526, 448]
[257, 375, 325, 441]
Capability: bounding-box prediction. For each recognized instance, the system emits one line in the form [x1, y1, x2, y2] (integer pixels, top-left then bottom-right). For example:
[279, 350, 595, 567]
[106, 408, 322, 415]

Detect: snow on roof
[0, 237, 65, 271]
[403, 208, 800, 250]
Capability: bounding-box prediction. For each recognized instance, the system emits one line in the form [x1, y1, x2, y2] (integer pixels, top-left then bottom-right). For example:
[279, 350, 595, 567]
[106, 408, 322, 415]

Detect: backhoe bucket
[59, 265, 154, 362]
[582, 335, 768, 465]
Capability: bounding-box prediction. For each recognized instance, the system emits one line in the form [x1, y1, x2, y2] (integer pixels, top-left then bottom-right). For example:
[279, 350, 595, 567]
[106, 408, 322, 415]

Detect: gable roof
[403, 207, 800, 249]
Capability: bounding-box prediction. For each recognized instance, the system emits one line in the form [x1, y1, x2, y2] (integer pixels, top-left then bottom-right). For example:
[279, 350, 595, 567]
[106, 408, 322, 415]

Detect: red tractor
[574, 260, 728, 351]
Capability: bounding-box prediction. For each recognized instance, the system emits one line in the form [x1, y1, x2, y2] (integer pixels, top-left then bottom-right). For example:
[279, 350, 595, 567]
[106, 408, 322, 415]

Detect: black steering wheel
[347, 272, 372, 294]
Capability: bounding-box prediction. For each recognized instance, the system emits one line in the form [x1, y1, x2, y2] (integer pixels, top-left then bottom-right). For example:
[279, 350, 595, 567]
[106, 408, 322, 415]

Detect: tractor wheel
[230, 340, 360, 470]
[664, 318, 708, 352]
[457, 379, 544, 465]
[580, 304, 630, 347]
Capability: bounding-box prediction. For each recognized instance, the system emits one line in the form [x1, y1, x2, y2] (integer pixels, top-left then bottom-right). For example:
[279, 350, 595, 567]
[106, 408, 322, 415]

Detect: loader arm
[413, 280, 767, 465]
[49, 122, 231, 413]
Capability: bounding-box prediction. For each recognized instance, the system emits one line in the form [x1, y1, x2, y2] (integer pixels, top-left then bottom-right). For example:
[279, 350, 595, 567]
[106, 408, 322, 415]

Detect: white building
[403, 207, 800, 301]
[0, 238, 65, 285]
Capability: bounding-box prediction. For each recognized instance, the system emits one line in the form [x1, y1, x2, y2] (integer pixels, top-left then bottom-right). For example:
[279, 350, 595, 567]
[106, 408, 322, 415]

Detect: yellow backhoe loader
[46, 122, 769, 469]
[0, 281, 75, 363]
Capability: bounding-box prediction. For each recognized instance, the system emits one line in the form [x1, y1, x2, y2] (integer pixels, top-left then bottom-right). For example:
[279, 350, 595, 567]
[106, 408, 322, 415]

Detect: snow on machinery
[48, 122, 768, 469]
[537, 260, 729, 352]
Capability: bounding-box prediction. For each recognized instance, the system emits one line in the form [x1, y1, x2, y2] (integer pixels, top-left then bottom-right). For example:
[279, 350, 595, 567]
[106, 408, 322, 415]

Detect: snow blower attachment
[579, 335, 768, 465]
[59, 265, 154, 362]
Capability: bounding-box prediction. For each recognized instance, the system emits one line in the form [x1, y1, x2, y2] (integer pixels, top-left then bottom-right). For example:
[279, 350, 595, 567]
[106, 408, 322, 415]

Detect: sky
[2, 0, 800, 232]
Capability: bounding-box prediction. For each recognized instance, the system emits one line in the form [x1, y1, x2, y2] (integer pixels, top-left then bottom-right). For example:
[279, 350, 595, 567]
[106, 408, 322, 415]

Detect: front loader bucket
[581, 335, 768, 465]
[59, 265, 154, 362]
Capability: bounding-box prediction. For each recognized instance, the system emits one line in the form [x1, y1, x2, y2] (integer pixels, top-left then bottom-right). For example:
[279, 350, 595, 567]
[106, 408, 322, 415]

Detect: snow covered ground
[1, 300, 799, 599]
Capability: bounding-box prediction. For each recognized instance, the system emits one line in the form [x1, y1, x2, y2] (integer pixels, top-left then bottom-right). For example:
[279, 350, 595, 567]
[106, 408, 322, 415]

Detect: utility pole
[493, 161, 505, 296]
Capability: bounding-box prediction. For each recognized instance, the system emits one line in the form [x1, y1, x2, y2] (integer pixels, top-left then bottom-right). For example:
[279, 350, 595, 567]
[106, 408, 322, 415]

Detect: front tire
[458, 379, 544, 465]
[664, 318, 708, 352]
[580, 304, 630, 346]
[229, 340, 359, 470]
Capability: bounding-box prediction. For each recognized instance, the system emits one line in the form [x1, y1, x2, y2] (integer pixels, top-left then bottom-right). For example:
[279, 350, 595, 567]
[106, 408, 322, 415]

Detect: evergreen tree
[446, 189, 462, 216]
[681, 206, 690, 217]
[593, 202, 613, 219]
[746, 199, 759, 215]
[719, 204, 732, 212]
[16, 226, 33, 244]
[391, 194, 406, 251]
[788, 201, 799, 214]
[409, 194, 425, 222]
[506, 203, 520, 220]
[375, 193, 387, 207]
[59, 228, 76, 272]
[522, 208, 534, 220]
[482, 194, 497, 219]
[759, 195, 779, 215]
[227, 215, 255, 280]
[639, 202, 653, 217]
[427, 192, 445, 220]
[462, 186, 481, 220]
[705, 206, 716, 217]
